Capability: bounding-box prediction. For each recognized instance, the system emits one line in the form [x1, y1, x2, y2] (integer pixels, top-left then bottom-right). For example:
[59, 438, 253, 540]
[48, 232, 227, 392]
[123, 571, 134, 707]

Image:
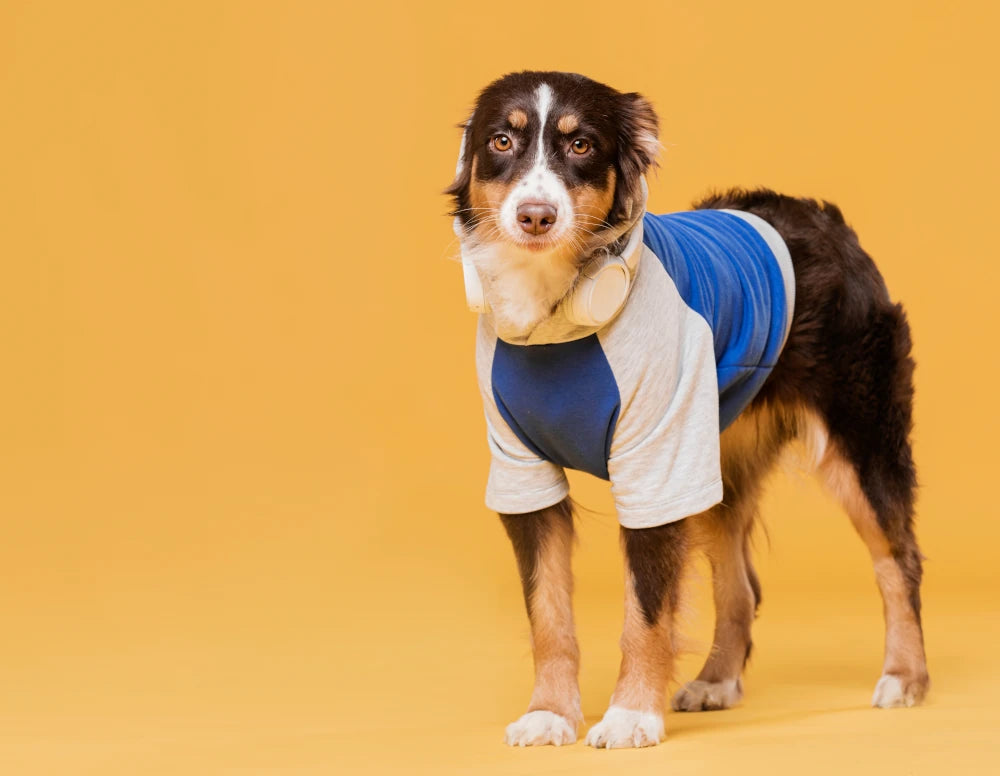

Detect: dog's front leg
[587, 519, 688, 748]
[499, 498, 581, 746]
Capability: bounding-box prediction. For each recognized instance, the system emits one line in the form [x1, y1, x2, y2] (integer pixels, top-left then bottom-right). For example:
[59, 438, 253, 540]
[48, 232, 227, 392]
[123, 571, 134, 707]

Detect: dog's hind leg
[672, 408, 790, 712]
[671, 505, 757, 711]
[813, 303, 929, 707]
[818, 441, 929, 706]
[818, 438, 930, 707]
[499, 498, 582, 746]
[586, 519, 689, 748]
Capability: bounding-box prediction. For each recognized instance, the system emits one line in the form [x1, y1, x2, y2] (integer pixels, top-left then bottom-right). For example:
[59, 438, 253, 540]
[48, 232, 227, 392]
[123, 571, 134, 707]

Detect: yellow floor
[2, 463, 997, 776]
[2, 582, 996, 775]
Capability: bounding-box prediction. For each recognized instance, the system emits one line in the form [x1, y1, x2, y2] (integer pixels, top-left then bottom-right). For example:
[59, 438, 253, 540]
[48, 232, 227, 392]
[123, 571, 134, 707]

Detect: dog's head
[447, 71, 660, 338]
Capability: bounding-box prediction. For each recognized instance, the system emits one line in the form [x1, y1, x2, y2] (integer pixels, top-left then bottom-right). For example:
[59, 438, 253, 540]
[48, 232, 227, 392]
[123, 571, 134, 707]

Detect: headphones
[455, 180, 648, 328]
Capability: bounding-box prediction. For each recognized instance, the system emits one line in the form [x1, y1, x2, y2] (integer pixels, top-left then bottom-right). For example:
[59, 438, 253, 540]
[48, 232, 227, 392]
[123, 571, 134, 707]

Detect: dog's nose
[516, 202, 558, 235]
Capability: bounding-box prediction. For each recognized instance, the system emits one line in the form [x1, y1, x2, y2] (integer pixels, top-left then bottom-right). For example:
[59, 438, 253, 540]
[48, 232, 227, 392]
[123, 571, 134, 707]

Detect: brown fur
[447, 71, 659, 233]
[614, 520, 688, 712]
[571, 169, 617, 235]
[500, 500, 582, 725]
[819, 443, 929, 700]
[467, 157, 510, 238]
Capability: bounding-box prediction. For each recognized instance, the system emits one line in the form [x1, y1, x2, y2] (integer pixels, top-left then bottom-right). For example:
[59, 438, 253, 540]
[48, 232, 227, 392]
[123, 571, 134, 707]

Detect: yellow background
[2, 1, 999, 773]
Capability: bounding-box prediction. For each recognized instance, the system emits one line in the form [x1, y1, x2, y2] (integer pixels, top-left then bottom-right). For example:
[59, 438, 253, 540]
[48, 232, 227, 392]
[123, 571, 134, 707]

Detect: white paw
[504, 710, 577, 747]
[585, 706, 663, 749]
[671, 678, 743, 712]
[871, 673, 928, 708]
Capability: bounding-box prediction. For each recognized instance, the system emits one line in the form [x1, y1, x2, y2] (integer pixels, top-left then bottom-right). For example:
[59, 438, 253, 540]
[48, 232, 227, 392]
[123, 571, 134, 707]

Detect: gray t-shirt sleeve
[601, 247, 724, 528]
[482, 412, 570, 514]
[476, 317, 569, 515]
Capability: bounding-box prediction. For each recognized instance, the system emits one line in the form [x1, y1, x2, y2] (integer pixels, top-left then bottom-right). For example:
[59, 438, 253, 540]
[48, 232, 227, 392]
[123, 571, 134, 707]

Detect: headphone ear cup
[463, 258, 489, 313]
[563, 256, 630, 326]
[455, 217, 490, 314]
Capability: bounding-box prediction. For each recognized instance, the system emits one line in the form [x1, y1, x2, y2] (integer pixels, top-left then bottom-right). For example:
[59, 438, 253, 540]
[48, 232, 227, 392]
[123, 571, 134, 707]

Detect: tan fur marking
[525, 513, 582, 723]
[720, 407, 770, 473]
[609, 567, 678, 713]
[572, 169, 616, 234]
[508, 108, 528, 129]
[467, 156, 512, 237]
[557, 114, 579, 134]
[687, 505, 755, 684]
[819, 446, 928, 686]
[796, 408, 829, 470]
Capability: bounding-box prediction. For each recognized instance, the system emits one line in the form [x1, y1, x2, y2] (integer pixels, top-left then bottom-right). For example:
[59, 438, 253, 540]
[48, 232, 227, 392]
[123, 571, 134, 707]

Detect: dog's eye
[492, 135, 512, 152]
[570, 139, 591, 155]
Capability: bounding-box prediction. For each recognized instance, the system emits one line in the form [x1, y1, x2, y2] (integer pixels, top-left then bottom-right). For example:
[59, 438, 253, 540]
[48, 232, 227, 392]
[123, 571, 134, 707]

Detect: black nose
[516, 201, 558, 235]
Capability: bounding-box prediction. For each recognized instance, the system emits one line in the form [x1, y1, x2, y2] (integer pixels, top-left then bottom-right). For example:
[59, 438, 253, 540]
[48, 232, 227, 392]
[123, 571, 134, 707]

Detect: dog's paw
[671, 678, 743, 712]
[504, 710, 577, 747]
[871, 672, 929, 708]
[585, 706, 663, 749]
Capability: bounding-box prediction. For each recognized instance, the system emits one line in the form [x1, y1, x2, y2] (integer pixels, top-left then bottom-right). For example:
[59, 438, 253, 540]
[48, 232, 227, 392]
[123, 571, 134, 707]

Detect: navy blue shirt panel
[492, 335, 621, 481]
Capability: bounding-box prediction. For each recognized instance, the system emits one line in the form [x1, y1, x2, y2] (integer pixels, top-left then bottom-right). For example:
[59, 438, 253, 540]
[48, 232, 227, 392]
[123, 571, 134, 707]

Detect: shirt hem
[615, 478, 723, 529]
[485, 480, 570, 515]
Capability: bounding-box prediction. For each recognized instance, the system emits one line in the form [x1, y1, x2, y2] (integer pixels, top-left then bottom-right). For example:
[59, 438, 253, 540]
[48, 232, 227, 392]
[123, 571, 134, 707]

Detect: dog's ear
[445, 121, 473, 222]
[613, 93, 660, 220]
[617, 92, 660, 176]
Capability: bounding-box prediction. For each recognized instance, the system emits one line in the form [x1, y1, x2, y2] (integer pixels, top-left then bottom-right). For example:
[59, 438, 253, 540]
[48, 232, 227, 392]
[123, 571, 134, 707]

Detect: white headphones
[454, 181, 648, 328]
[557, 219, 644, 326]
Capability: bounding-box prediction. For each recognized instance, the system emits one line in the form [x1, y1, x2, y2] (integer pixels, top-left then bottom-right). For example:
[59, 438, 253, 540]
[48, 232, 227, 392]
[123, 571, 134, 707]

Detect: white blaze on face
[497, 83, 573, 244]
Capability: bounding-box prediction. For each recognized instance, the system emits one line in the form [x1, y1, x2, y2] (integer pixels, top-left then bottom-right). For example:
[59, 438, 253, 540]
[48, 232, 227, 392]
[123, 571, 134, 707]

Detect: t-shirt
[476, 209, 795, 528]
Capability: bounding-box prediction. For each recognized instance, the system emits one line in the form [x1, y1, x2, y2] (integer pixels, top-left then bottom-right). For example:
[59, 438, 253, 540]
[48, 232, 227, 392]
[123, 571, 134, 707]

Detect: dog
[446, 70, 929, 749]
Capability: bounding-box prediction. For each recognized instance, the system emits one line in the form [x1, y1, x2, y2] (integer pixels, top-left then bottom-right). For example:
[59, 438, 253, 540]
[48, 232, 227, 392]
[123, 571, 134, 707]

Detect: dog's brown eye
[493, 135, 512, 151]
[571, 139, 590, 155]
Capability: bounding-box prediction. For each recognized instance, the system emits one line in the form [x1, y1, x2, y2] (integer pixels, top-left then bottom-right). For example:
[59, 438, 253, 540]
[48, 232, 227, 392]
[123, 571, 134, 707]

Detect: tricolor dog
[446, 71, 928, 749]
